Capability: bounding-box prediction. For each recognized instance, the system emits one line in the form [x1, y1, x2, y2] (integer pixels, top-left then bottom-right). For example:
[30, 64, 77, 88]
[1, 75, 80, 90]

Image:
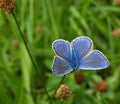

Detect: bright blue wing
[79, 50, 109, 70]
[53, 40, 71, 62]
[52, 56, 73, 76]
[71, 36, 92, 67]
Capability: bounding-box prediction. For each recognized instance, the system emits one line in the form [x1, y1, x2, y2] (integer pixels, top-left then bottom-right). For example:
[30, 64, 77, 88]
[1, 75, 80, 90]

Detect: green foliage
[0, 0, 120, 104]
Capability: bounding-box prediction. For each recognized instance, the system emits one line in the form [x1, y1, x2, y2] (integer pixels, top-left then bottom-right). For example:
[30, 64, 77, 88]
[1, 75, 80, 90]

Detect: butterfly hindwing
[52, 56, 73, 76]
[79, 50, 109, 70]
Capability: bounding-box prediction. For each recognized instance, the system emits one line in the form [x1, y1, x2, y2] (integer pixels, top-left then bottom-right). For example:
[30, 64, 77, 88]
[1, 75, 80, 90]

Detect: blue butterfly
[52, 36, 109, 76]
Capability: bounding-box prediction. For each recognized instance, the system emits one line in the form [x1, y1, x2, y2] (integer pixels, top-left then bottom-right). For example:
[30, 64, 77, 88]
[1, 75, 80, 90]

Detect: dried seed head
[112, 28, 120, 38]
[74, 71, 84, 85]
[56, 84, 72, 101]
[0, 0, 15, 13]
[12, 39, 19, 48]
[35, 26, 43, 34]
[113, 0, 120, 5]
[96, 81, 107, 92]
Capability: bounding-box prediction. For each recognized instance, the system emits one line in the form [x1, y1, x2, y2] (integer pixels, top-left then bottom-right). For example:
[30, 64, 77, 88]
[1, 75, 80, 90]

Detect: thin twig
[11, 11, 50, 99]
[50, 75, 66, 104]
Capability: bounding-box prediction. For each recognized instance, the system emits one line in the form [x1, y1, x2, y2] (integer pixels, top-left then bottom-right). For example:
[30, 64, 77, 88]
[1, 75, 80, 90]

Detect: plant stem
[50, 75, 66, 104]
[11, 11, 50, 99]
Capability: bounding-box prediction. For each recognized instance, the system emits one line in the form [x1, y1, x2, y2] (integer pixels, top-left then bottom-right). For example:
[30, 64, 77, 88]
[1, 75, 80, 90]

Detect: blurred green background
[0, 0, 120, 104]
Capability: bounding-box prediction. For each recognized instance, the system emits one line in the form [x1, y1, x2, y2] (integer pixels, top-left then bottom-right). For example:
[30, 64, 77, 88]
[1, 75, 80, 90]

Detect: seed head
[0, 0, 15, 13]
[96, 81, 107, 92]
[12, 39, 19, 48]
[112, 28, 120, 38]
[113, 0, 120, 5]
[35, 26, 43, 34]
[74, 71, 84, 85]
[56, 84, 72, 101]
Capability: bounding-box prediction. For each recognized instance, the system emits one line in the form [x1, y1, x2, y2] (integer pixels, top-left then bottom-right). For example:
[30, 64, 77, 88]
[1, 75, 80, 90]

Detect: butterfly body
[52, 36, 109, 76]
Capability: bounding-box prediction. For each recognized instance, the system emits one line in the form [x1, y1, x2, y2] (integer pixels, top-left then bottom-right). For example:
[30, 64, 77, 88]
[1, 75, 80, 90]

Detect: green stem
[12, 12, 38, 74]
[50, 75, 66, 104]
[11, 11, 50, 99]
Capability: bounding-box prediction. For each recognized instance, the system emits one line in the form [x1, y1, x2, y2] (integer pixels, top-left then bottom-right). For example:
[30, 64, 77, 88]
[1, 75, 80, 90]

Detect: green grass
[0, 0, 120, 104]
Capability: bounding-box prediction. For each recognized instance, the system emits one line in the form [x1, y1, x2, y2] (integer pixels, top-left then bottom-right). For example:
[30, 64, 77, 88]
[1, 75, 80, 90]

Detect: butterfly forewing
[71, 37, 92, 68]
[53, 40, 71, 62]
[79, 50, 109, 70]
